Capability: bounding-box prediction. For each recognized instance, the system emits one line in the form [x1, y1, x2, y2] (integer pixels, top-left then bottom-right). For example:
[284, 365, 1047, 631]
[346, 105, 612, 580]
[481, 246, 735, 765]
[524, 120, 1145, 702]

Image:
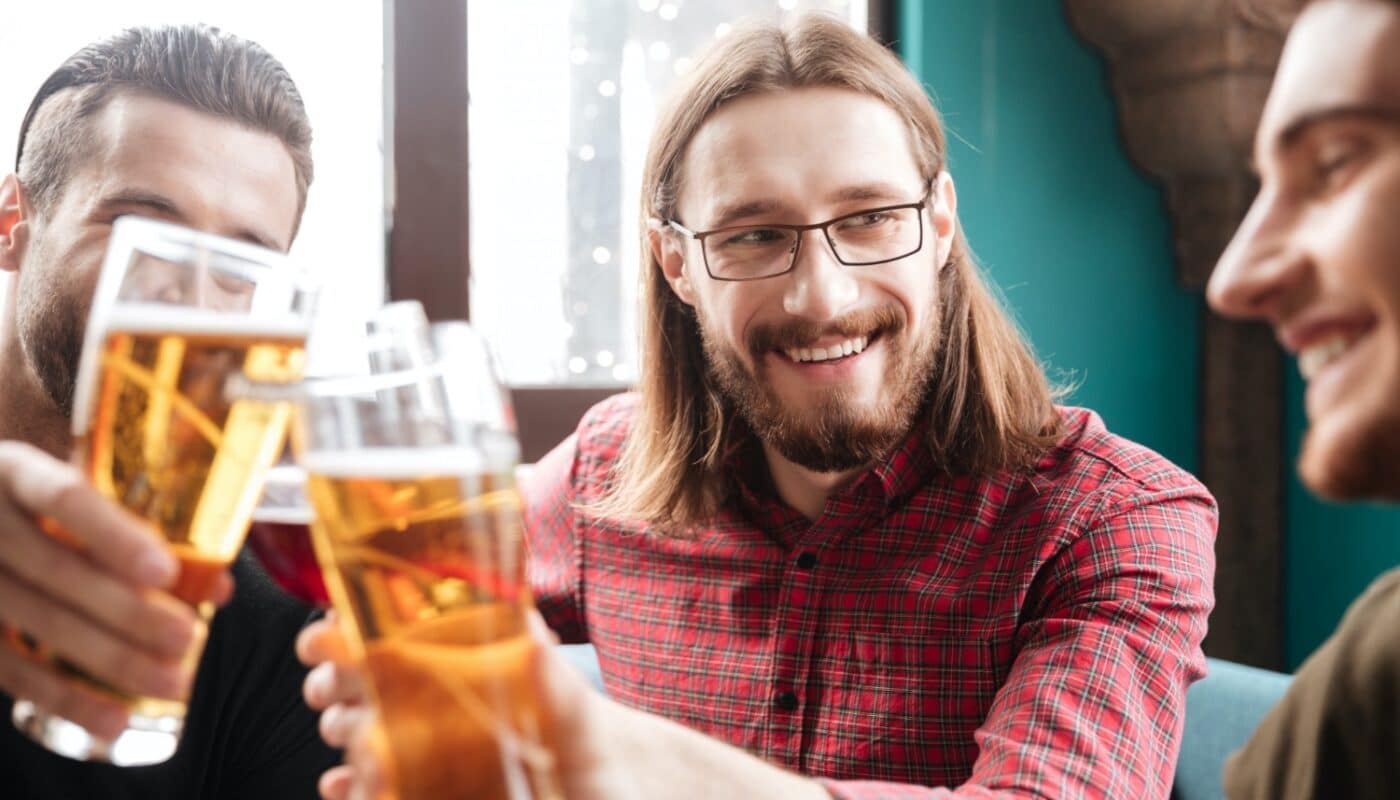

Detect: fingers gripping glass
[662, 189, 932, 282]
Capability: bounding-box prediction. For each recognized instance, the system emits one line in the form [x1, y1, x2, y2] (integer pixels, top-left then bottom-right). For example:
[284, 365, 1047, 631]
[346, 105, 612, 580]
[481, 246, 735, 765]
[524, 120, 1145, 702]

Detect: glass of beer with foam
[293, 324, 561, 800]
[11, 216, 317, 765]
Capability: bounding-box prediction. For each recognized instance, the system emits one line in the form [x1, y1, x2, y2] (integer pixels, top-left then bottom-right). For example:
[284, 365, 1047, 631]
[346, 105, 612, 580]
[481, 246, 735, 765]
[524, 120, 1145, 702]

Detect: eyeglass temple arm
[647, 216, 699, 240]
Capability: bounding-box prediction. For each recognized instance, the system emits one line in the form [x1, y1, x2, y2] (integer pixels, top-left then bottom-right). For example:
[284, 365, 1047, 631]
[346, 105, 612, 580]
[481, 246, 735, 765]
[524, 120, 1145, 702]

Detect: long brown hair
[594, 13, 1063, 531]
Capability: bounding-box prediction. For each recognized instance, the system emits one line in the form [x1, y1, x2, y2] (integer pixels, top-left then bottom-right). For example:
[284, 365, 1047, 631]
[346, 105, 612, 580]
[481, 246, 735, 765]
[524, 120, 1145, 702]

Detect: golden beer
[303, 449, 561, 800]
[69, 307, 306, 721]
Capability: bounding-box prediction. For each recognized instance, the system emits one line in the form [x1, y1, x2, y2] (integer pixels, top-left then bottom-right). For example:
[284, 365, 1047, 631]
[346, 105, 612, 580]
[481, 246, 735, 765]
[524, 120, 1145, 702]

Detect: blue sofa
[555, 646, 1290, 800]
[1173, 658, 1292, 800]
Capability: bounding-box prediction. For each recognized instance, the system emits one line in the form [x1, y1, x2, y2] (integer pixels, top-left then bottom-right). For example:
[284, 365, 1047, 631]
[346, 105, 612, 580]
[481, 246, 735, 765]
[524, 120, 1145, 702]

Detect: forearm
[596, 697, 830, 800]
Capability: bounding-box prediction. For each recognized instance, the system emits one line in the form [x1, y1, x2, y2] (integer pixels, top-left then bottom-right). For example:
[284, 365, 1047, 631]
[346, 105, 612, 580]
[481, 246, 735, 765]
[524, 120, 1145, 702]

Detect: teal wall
[899, 1, 1200, 473]
[901, 0, 1400, 672]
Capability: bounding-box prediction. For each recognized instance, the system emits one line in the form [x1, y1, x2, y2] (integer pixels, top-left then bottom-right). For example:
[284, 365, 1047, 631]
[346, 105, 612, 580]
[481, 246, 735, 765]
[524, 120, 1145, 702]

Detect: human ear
[929, 171, 958, 269]
[649, 220, 697, 306]
[0, 174, 31, 274]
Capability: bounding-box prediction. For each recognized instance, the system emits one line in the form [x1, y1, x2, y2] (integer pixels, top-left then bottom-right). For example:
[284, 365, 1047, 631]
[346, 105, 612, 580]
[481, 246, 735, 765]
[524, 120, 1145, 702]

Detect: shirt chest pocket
[815, 629, 1003, 785]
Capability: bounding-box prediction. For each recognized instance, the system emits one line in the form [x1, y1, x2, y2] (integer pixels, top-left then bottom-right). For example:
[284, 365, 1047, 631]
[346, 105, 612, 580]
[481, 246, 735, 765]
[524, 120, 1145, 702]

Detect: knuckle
[0, 440, 25, 468]
[319, 707, 346, 745]
[40, 472, 88, 513]
[28, 535, 75, 585]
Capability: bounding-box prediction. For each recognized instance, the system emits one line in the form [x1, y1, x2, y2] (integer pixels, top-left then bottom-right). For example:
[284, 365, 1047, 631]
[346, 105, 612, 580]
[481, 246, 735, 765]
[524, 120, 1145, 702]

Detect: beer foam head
[104, 304, 311, 338]
[250, 506, 316, 525]
[299, 447, 492, 479]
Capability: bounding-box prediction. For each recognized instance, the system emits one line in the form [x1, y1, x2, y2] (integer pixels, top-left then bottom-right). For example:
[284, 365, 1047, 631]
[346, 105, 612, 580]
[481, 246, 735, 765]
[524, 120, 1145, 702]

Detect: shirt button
[775, 690, 799, 711]
[795, 552, 817, 570]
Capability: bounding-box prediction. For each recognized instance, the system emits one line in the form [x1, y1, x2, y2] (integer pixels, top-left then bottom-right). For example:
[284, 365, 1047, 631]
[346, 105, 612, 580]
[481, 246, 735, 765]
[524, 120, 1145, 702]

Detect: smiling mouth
[1298, 330, 1370, 380]
[781, 334, 874, 364]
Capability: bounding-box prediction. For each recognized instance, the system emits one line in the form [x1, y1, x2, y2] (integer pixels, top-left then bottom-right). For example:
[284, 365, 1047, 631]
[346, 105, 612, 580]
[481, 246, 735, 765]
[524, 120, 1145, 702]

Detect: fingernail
[137, 549, 178, 586]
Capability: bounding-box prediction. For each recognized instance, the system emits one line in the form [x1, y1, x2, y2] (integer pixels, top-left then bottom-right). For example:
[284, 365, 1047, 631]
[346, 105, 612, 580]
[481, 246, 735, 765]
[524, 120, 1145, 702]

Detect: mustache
[746, 304, 904, 356]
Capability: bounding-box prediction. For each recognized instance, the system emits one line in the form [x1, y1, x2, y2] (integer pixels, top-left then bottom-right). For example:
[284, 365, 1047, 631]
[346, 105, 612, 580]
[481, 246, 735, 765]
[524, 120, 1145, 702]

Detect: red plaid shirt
[525, 394, 1215, 799]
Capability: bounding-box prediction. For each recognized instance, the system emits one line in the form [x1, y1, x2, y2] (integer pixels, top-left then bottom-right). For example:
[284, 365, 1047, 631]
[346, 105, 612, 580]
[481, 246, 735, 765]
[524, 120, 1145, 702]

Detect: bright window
[0, 1, 385, 332]
[468, 0, 867, 387]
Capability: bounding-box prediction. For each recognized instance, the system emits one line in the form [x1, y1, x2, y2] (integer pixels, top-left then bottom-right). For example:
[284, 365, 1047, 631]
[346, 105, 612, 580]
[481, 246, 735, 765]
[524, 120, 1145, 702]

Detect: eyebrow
[826, 181, 921, 204]
[92, 188, 283, 251]
[700, 182, 922, 230]
[1269, 104, 1400, 161]
[702, 199, 783, 230]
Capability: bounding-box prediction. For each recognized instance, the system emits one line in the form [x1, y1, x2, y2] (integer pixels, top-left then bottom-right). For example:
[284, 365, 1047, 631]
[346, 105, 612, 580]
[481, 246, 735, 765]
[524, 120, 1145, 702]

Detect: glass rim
[70, 217, 319, 437]
[109, 215, 318, 290]
[298, 358, 450, 398]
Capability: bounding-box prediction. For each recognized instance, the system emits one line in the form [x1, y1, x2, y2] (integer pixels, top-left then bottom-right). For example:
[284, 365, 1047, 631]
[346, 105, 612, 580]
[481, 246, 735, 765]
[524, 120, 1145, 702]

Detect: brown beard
[698, 303, 938, 473]
[1299, 404, 1400, 501]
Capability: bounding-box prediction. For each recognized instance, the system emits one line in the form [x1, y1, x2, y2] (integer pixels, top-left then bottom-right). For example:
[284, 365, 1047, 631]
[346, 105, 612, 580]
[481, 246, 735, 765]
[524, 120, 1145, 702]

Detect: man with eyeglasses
[302, 14, 1215, 800]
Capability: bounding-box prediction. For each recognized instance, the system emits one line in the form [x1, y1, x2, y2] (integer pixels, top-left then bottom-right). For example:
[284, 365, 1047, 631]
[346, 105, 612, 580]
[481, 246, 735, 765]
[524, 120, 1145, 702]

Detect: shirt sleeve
[522, 433, 588, 643]
[818, 485, 1217, 799]
[1223, 569, 1400, 800]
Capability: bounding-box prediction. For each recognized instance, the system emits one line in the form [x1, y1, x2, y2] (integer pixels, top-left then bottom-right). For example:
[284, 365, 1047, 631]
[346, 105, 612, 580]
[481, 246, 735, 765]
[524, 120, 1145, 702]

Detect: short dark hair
[15, 24, 313, 230]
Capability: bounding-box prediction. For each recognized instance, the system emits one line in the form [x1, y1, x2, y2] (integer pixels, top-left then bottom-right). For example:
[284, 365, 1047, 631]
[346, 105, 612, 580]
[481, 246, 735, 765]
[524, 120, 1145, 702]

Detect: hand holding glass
[11, 216, 316, 765]
[293, 326, 561, 800]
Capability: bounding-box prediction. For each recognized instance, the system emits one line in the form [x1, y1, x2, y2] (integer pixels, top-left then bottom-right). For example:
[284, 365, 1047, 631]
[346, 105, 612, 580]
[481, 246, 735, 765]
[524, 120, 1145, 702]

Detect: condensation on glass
[468, 0, 865, 387]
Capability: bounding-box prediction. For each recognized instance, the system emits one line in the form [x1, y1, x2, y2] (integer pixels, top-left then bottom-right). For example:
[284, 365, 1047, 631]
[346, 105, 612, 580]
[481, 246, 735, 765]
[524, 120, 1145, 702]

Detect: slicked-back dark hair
[15, 24, 313, 231]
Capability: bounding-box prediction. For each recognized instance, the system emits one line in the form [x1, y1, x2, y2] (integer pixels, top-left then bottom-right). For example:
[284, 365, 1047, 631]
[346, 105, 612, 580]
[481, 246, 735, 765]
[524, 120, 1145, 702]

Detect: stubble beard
[15, 266, 86, 420]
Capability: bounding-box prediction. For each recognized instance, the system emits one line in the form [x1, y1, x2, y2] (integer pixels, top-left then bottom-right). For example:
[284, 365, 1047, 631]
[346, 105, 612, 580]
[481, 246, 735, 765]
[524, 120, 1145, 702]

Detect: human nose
[1207, 189, 1309, 323]
[781, 229, 860, 321]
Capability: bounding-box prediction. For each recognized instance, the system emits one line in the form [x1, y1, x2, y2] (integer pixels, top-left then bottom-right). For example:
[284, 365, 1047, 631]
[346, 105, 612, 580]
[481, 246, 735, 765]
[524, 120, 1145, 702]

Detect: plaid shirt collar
[727, 415, 939, 525]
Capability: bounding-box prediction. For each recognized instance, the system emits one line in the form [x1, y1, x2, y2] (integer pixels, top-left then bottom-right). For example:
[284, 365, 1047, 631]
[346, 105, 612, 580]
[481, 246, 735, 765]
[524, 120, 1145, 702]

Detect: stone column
[1063, 0, 1295, 668]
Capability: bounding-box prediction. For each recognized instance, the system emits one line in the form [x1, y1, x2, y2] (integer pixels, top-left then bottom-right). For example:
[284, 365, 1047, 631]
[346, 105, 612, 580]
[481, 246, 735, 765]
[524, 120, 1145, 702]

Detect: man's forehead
[80, 92, 299, 248]
[1259, 2, 1400, 149]
[678, 88, 923, 217]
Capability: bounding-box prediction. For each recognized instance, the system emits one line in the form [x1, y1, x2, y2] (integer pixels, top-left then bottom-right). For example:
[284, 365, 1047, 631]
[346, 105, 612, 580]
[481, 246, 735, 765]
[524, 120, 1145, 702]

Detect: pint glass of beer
[11, 216, 317, 765]
[249, 301, 436, 608]
[293, 328, 561, 800]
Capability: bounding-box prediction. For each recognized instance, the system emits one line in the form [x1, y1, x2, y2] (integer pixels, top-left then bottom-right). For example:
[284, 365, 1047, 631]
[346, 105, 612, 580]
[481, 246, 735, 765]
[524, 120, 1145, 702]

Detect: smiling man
[303, 14, 1216, 800]
[1207, 0, 1400, 797]
[0, 25, 336, 798]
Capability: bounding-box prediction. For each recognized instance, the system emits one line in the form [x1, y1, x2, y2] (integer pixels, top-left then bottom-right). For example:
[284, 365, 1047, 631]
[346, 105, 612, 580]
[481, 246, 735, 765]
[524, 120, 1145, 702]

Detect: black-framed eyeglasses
[661, 187, 932, 282]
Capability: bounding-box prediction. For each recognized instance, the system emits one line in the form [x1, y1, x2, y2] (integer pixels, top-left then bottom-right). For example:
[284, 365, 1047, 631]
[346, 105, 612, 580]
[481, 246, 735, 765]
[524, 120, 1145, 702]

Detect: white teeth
[783, 335, 870, 363]
[1298, 335, 1353, 380]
